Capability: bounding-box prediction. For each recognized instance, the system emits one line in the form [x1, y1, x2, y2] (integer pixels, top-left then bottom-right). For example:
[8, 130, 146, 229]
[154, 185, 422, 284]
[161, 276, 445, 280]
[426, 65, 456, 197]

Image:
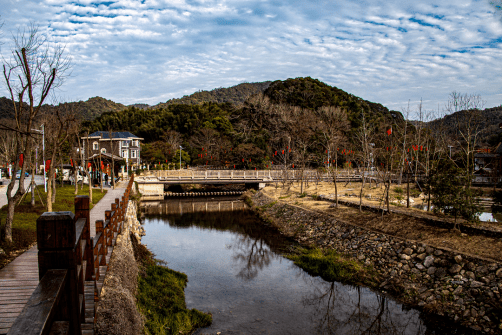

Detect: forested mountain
[152, 81, 271, 108]
[82, 77, 408, 167]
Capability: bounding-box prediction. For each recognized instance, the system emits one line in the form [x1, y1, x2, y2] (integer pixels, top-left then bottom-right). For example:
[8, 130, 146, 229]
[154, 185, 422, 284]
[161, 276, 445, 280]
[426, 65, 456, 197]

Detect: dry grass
[262, 181, 502, 262]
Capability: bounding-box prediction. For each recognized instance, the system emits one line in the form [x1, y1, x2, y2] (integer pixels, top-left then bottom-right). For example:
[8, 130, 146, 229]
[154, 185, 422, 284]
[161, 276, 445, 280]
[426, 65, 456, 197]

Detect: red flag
[420, 146, 423, 151]
[70, 159, 73, 167]
[386, 147, 389, 151]
[19, 154, 23, 167]
[407, 148, 409, 152]
[242, 158, 244, 162]
[275, 151, 277, 155]
[166, 160, 167, 163]
[46, 160, 51, 172]
[292, 164, 294, 168]
[326, 150, 328, 153]
[282, 150, 284, 155]
[87, 162, 91, 168]
[266, 165, 268, 168]
[387, 127, 392, 136]
[249, 158, 251, 162]
[234, 165, 236, 168]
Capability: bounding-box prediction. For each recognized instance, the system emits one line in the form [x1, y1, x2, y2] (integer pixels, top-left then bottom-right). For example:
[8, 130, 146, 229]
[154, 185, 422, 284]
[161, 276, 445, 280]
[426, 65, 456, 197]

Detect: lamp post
[179, 145, 183, 170]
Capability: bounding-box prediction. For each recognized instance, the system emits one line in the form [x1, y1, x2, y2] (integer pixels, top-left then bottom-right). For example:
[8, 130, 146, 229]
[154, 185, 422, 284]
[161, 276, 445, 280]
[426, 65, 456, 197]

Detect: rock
[465, 271, 475, 280]
[450, 264, 462, 274]
[471, 281, 484, 288]
[435, 268, 447, 278]
[483, 316, 491, 322]
[455, 298, 464, 305]
[403, 248, 413, 255]
[480, 277, 490, 285]
[0, 247, 5, 256]
[453, 286, 463, 295]
[427, 267, 437, 275]
[424, 256, 434, 268]
[426, 246, 434, 254]
[417, 247, 425, 254]
[463, 309, 470, 317]
[471, 308, 478, 318]
[434, 250, 443, 256]
[416, 253, 427, 261]
[466, 262, 476, 271]
[476, 265, 488, 275]
[400, 254, 411, 260]
[416, 263, 425, 271]
[454, 255, 462, 264]
[403, 264, 410, 271]
[496, 268, 502, 278]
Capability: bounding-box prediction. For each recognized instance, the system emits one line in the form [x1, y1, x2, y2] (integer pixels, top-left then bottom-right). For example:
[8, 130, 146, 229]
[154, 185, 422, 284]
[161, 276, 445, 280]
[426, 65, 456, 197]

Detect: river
[140, 198, 477, 335]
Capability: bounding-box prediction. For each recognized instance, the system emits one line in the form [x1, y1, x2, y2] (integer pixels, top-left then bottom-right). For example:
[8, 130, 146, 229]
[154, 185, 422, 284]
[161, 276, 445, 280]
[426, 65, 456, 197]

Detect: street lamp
[179, 145, 183, 170]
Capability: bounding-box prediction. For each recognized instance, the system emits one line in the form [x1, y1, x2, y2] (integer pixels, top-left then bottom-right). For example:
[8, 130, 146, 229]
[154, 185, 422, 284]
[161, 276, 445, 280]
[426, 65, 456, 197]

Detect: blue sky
[1, 0, 502, 118]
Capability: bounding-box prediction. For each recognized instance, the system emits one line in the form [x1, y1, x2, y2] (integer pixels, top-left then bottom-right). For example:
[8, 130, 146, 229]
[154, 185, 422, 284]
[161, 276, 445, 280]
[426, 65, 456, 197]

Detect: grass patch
[299, 192, 307, 198]
[135, 242, 212, 335]
[287, 247, 379, 287]
[394, 187, 403, 194]
[0, 184, 107, 268]
[279, 194, 291, 199]
[260, 201, 277, 210]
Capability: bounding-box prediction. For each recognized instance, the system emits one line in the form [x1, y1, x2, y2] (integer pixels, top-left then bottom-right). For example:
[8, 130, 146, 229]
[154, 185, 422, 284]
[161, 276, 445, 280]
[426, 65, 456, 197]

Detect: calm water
[141, 199, 476, 335]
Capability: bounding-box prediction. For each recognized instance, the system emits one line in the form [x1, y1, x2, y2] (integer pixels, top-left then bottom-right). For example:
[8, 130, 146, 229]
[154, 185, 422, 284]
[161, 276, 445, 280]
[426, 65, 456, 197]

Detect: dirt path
[262, 182, 502, 263]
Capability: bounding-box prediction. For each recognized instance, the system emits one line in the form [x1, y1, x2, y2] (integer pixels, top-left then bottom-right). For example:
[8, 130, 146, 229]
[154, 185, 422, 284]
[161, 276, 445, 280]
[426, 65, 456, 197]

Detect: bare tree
[1, 24, 71, 242]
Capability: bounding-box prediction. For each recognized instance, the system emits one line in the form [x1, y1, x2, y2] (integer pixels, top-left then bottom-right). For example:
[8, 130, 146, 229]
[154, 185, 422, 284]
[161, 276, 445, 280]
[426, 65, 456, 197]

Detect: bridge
[136, 169, 363, 198]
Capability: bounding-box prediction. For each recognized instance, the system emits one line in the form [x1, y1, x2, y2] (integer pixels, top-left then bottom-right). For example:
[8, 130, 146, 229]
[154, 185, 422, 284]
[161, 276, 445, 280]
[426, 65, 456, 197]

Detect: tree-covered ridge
[265, 77, 403, 132]
[153, 81, 272, 108]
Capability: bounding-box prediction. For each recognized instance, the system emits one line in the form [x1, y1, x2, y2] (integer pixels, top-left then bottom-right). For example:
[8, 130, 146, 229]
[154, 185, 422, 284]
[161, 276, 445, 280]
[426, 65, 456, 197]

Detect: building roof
[84, 131, 143, 140]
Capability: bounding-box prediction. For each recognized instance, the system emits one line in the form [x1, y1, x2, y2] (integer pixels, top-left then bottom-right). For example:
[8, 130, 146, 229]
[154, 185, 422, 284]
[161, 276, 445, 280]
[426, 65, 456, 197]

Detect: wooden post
[74, 196, 94, 280]
[36, 212, 82, 335]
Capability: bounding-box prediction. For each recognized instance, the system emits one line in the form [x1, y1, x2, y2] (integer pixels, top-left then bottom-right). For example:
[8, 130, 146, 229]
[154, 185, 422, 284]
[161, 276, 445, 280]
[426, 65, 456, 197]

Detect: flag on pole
[387, 127, 392, 136]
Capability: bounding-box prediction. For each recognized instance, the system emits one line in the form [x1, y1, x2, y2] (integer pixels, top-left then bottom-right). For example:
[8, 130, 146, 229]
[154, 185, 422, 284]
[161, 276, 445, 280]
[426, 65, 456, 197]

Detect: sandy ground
[261, 181, 502, 262]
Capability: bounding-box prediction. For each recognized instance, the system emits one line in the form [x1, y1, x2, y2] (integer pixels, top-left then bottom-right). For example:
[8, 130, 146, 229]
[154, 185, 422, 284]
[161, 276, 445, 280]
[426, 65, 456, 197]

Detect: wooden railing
[7, 175, 135, 335]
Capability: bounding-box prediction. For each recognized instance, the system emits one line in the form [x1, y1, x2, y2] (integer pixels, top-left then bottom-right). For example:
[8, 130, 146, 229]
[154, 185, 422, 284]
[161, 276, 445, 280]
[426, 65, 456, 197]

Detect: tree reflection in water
[299, 272, 426, 335]
[231, 234, 278, 280]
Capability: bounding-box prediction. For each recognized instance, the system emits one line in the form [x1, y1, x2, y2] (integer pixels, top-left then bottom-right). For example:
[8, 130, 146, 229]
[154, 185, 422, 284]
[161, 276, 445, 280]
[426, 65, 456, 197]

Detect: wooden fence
[7, 176, 135, 335]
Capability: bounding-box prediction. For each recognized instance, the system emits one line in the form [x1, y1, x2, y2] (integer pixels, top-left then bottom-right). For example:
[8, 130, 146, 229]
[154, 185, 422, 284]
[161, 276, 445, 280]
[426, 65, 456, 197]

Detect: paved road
[0, 175, 45, 209]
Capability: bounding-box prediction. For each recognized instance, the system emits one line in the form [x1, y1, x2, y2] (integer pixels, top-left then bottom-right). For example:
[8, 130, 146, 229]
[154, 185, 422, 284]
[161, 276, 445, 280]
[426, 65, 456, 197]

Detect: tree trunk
[47, 177, 53, 212]
[334, 172, 338, 208]
[407, 171, 410, 208]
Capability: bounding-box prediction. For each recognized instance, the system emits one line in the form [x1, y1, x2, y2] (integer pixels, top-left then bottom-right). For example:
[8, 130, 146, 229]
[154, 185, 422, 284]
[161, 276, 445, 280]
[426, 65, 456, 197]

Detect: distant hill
[71, 97, 126, 120]
[153, 81, 272, 109]
[128, 103, 150, 110]
[422, 106, 502, 147]
[263, 77, 404, 132]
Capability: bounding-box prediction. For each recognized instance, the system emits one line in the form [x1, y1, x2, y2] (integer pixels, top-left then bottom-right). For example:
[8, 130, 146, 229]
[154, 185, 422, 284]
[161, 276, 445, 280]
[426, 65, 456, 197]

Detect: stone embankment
[251, 191, 502, 334]
[94, 200, 146, 335]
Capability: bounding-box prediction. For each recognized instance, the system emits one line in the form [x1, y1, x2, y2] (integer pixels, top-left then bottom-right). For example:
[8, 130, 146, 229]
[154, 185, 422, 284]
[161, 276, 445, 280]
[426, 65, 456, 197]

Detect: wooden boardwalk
[0, 181, 130, 335]
[0, 247, 38, 335]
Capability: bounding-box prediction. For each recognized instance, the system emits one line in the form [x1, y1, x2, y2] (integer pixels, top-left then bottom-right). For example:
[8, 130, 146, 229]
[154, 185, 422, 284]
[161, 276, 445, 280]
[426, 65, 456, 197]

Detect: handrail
[7, 174, 136, 335]
[7, 269, 68, 335]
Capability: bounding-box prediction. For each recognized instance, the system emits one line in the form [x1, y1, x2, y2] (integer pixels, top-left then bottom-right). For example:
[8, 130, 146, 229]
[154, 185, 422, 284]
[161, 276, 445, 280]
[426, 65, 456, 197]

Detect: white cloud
[0, 0, 502, 114]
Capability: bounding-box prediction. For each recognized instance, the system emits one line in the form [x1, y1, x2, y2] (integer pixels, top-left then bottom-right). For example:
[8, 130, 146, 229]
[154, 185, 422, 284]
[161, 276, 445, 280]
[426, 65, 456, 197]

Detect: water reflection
[141, 199, 477, 335]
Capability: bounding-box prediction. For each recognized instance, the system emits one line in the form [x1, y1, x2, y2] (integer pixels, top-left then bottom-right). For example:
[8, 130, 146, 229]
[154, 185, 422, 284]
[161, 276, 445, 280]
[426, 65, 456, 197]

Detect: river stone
[417, 246, 426, 254]
[481, 277, 490, 285]
[403, 247, 413, 255]
[471, 281, 484, 288]
[424, 256, 434, 268]
[417, 253, 427, 261]
[476, 265, 489, 274]
[466, 262, 476, 271]
[434, 250, 443, 256]
[416, 263, 425, 271]
[454, 255, 462, 264]
[450, 264, 462, 274]
[0, 248, 5, 256]
[453, 286, 463, 295]
[427, 266, 437, 275]
[400, 254, 411, 260]
[465, 271, 475, 280]
[403, 264, 411, 271]
[496, 268, 502, 278]
[471, 308, 478, 318]
[426, 246, 435, 254]
[435, 268, 447, 278]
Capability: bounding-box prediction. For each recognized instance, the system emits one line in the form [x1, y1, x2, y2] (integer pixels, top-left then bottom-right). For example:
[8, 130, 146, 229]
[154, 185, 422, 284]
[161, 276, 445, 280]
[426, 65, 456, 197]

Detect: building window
[122, 150, 128, 158]
[131, 150, 137, 158]
[132, 140, 138, 147]
[122, 140, 129, 147]
[93, 142, 99, 150]
[100, 148, 106, 154]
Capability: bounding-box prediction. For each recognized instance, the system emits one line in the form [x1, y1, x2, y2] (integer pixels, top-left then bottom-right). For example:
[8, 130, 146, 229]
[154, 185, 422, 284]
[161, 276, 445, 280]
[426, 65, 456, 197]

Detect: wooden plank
[48, 321, 69, 335]
[0, 299, 30, 305]
[7, 269, 67, 335]
[0, 305, 24, 313]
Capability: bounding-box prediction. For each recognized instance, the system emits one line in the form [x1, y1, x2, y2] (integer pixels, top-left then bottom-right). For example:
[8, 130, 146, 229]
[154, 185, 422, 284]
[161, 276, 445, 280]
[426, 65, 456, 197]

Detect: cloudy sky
[1, 0, 502, 117]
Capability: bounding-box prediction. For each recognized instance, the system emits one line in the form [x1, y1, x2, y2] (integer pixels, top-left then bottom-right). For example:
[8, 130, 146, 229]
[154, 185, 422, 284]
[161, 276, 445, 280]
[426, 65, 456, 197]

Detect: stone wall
[251, 191, 502, 334]
[94, 201, 145, 335]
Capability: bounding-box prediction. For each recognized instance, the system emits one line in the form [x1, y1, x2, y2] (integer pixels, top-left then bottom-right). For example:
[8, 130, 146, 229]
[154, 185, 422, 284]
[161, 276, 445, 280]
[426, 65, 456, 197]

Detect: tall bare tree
[1, 24, 71, 242]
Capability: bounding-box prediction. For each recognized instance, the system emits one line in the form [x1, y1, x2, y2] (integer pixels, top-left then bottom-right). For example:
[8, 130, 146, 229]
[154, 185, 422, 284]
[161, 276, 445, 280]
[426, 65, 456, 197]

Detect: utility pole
[179, 145, 184, 170]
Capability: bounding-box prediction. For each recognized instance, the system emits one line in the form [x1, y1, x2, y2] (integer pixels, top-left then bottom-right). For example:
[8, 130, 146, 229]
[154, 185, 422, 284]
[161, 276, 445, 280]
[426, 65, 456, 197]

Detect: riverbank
[249, 185, 502, 334]
[94, 196, 212, 335]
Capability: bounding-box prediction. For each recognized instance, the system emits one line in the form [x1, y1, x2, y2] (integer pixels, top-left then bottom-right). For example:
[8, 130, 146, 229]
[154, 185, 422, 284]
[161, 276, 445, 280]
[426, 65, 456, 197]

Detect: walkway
[0, 182, 127, 335]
